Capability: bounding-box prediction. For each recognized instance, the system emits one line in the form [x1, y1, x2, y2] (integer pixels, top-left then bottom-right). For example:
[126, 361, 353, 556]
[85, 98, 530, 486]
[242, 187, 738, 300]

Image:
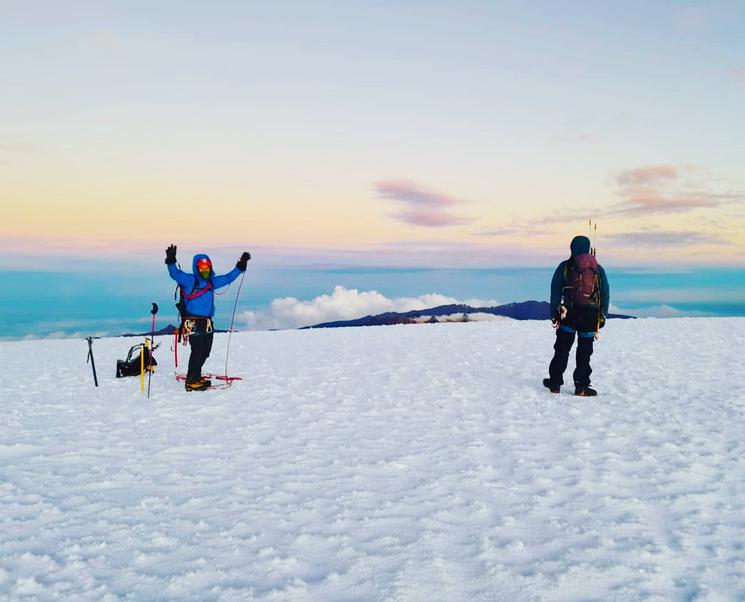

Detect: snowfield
[1, 318, 745, 601]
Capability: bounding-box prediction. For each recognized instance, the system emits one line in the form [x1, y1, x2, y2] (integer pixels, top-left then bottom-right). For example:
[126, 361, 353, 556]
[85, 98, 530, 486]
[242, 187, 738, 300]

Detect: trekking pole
[173, 328, 179, 368]
[85, 336, 100, 387]
[147, 303, 158, 398]
[224, 270, 246, 380]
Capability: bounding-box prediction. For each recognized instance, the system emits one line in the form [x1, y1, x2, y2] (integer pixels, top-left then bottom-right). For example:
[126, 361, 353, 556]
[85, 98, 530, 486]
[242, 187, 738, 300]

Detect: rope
[224, 270, 246, 379]
[214, 280, 231, 295]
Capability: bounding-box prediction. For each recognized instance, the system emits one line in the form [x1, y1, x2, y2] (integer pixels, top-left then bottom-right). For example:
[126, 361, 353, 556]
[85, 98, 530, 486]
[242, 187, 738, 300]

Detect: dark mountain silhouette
[303, 300, 634, 329]
[121, 324, 231, 338]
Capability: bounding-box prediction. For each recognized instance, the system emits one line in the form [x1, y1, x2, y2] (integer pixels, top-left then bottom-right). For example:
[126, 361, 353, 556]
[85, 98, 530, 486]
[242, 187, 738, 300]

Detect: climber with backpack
[165, 244, 251, 391]
[543, 235, 610, 397]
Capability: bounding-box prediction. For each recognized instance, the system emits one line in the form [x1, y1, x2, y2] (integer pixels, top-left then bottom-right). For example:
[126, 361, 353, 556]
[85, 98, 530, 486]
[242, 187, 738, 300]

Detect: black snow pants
[548, 305, 598, 389]
[186, 318, 214, 383]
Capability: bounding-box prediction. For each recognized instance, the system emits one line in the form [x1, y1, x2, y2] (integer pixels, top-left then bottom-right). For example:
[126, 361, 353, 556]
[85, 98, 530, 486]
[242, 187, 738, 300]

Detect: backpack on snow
[116, 343, 159, 378]
[563, 253, 600, 307]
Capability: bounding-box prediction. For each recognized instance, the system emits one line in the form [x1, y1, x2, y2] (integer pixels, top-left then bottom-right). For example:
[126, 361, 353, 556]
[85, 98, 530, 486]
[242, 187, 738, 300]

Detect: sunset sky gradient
[3, 1, 744, 269]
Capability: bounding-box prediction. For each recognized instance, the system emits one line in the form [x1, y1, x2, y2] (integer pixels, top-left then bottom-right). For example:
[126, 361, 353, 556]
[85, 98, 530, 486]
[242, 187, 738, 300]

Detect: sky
[3, 0, 745, 266]
[2, 1, 745, 337]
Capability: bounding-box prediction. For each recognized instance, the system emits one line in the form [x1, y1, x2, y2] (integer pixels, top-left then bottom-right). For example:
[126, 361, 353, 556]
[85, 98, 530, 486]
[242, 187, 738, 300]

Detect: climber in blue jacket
[166, 244, 250, 391]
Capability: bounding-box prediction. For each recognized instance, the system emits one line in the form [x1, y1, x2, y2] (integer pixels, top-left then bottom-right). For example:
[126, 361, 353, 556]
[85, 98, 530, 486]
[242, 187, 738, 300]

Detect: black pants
[548, 306, 598, 389]
[187, 320, 214, 383]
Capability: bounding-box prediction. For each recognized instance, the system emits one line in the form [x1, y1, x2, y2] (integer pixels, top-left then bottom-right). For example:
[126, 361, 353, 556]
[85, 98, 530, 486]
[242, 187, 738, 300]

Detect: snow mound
[1, 318, 744, 600]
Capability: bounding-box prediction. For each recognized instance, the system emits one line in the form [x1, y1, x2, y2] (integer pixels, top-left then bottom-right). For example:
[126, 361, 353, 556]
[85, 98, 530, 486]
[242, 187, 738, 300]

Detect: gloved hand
[236, 251, 251, 271]
[165, 244, 177, 265]
[598, 313, 606, 329]
[552, 305, 567, 327]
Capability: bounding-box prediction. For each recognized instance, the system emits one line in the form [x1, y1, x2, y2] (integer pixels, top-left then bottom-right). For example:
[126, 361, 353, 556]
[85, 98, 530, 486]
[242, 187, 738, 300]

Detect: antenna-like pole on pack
[592, 222, 598, 256]
[588, 219, 597, 256]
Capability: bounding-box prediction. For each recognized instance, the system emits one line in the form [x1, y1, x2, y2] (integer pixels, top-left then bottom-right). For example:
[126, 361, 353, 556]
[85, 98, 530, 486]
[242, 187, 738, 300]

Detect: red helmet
[196, 257, 212, 272]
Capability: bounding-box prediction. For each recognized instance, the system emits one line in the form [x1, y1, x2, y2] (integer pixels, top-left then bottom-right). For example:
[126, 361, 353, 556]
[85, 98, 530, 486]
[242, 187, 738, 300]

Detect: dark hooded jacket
[550, 236, 610, 316]
[167, 253, 242, 317]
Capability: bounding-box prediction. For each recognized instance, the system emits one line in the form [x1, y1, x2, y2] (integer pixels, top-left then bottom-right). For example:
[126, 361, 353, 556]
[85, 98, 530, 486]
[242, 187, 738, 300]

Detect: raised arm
[213, 250, 251, 289]
[165, 244, 193, 287]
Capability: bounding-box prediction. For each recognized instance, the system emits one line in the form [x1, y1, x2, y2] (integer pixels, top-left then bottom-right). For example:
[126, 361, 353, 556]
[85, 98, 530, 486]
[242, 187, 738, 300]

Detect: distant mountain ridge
[304, 300, 634, 329]
[121, 324, 231, 338]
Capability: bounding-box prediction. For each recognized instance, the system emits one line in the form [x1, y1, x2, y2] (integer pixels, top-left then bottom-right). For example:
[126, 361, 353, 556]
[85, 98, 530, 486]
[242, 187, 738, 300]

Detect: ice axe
[85, 336, 100, 387]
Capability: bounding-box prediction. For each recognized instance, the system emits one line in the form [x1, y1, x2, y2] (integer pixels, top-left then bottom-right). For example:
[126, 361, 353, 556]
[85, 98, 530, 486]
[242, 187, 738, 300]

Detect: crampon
[175, 373, 242, 390]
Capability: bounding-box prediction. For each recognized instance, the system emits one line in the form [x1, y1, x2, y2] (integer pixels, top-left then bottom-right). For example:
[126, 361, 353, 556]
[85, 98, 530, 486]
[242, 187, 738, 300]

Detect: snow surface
[1, 318, 745, 601]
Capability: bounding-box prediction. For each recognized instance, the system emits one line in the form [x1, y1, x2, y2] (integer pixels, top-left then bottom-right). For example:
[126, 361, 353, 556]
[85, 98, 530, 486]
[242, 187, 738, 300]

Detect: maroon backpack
[564, 253, 600, 307]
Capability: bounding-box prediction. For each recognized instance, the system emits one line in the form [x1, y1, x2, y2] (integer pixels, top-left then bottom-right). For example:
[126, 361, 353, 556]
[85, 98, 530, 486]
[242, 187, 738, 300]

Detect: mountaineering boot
[185, 379, 211, 392]
[575, 386, 597, 397]
[543, 378, 560, 394]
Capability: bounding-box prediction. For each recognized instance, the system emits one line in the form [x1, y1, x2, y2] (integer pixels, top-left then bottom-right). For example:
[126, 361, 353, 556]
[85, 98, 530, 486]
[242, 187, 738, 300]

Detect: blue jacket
[168, 253, 242, 318]
[550, 236, 610, 316]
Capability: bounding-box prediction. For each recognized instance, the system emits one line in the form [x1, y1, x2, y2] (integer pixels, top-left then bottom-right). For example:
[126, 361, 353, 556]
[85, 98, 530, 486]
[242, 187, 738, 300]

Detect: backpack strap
[562, 257, 572, 281]
[176, 278, 213, 317]
[184, 280, 213, 300]
[125, 344, 141, 363]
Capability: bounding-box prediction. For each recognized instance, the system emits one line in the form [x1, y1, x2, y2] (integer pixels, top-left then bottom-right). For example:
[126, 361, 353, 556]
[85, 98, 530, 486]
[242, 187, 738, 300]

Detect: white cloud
[44, 331, 83, 340]
[240, 285, 499, 330]
[411, 313, 512, 324]
[463, 312, 512, 322]
[609, 304, 707, 318]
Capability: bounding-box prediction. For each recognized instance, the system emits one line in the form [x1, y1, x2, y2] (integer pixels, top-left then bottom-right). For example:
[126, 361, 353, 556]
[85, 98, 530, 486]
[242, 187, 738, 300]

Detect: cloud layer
[375, 180, 472, 227]
[608, 304, 705, 318]
[610, 164, 725, 216]
[605, 230, 727, 248]
[240, 285, 498, 330]
[616, 165, 680, 187]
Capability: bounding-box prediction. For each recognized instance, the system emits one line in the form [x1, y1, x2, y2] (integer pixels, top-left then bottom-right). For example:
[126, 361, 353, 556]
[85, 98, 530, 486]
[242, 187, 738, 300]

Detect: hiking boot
[185, 379, 211, 392]
[543, 378, 560, 394]
[575, 386, 597, 397]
